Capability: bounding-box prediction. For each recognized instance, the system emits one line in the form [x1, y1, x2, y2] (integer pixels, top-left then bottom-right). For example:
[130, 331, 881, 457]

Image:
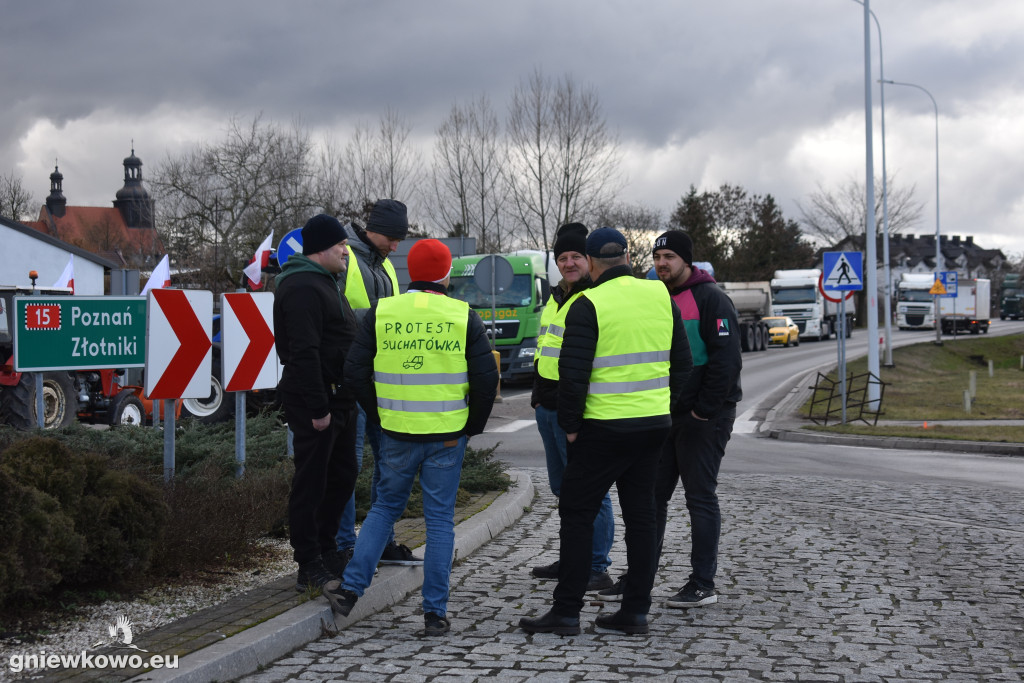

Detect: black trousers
[654, 409, 735, 590]
[553, 422, 669, 618]
[284, 400, 358, 564]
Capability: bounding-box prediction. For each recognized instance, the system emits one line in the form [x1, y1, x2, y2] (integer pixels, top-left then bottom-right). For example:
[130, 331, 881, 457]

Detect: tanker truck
[717, 281, 771, 352]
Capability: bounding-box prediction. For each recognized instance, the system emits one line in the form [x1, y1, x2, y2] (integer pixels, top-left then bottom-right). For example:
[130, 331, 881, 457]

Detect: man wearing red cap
[327, 239, 498, 636]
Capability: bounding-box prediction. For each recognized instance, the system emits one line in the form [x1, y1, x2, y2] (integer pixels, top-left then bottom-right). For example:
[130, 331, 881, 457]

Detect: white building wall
[0, 227, 107, 294]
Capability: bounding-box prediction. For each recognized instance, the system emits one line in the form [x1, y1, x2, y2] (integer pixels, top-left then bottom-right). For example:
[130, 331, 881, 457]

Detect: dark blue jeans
[335, 404, 384, 550]
[655, 409, 735, 590]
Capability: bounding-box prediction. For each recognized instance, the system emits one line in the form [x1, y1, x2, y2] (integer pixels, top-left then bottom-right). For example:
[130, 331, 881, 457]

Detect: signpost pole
[163, 399, 175, 482]
[235, 391, 246, 478]
[35, 374, 44, 429]
[839, 297, 847, 424]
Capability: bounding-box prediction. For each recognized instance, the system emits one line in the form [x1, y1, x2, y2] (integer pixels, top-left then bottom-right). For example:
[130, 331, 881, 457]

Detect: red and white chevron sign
[145, 289, 213, 399]
[221, 292, 280, 392]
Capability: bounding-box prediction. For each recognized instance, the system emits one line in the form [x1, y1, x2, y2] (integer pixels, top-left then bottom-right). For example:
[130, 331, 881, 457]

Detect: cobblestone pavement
[238, 468, 1024, 682]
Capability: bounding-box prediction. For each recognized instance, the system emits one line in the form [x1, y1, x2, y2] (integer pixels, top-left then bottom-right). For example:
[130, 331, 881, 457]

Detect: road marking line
[486, 419, 536, 433]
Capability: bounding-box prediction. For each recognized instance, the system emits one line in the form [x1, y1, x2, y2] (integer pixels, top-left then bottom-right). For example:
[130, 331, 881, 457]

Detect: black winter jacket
[273, 254, 357, 419]
[557, 265, 693, 435]
[667, 267, 743, 419]
[344, 281, 499, 442]
[530, 275, 593, 410]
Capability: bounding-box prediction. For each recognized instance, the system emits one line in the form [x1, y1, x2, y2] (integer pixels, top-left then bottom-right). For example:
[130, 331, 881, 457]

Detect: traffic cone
[922, 421, 929, 429]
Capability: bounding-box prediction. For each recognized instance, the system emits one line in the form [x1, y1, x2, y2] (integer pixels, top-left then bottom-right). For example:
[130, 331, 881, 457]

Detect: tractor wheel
[180, 359, 234, 423]
[109, 390, 145, 427]
[0, 371, 78, 429]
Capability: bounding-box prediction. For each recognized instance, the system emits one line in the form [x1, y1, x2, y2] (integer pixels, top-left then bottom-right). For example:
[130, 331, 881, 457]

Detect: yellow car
[762, 316, 800, 347]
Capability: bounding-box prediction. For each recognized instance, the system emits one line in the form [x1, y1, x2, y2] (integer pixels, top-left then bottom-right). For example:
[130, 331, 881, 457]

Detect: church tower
[45, 163, 67, 218]
[113, 146, 155, 229]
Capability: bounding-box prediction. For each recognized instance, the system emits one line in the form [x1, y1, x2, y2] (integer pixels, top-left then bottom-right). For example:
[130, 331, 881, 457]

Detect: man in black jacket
[327, 239, 498, 635]
[651, 230, 742, 609]
[519, 227, 692, 636]
[273, 214, 359, 592]
[530, 222, 614, 591]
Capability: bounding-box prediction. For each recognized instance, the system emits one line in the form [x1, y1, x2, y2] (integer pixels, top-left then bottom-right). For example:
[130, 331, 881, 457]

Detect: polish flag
[141, 254, 172, 296]
[52, 255, 75, 294]
[243, 231, 274, 290]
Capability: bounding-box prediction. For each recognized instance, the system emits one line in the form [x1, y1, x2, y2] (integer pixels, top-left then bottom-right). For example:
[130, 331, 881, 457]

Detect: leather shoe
[519, 609, 581, 635]
[595, 609, 649, 635]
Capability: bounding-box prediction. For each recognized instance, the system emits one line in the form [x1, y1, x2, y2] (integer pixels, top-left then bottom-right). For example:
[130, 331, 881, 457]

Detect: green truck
[446, 251, 556, 383]
[1000, 273, 1022, 320]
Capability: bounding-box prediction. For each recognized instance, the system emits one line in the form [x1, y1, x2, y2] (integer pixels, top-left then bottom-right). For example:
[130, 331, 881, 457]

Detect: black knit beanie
[552, 223, 588, 258]
[653, 230, 693, 265]
[302, 214, 346, 255]
[366, 199, 410, 239]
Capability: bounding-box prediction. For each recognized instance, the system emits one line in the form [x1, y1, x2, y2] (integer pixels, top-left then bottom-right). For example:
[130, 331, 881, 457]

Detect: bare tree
[796, 173, 924, 247]
[152, 114, 318, 296]
[506, 68, 623, 254]
[0, 171, 36, 221]
[431, 95, 512, 252]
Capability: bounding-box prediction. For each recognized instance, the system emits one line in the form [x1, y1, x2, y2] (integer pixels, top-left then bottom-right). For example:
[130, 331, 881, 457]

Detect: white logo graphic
[92, 614, 149, 652]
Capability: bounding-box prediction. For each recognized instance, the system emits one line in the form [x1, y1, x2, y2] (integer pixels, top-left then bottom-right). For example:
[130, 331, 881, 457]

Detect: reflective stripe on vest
[581, 277, 673, 420]
[345, 245, 399, 309]
[373, 292, 470, 434]
[536, 292, 584, 380]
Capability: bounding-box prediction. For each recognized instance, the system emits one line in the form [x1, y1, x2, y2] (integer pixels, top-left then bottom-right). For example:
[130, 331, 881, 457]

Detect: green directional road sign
[13, 296, 147, 371]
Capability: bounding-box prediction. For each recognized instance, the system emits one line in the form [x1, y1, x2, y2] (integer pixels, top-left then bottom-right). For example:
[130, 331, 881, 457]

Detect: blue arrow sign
[276, 228, 304, 265]
[822, 251, 863, 291]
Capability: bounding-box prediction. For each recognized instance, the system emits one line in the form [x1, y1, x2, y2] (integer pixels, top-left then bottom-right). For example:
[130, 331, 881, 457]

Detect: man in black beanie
[274, 214, 360, 591]
[648, 229, 742, 609]
[529, 223, 615, 592]
[335, 199, 423, 567]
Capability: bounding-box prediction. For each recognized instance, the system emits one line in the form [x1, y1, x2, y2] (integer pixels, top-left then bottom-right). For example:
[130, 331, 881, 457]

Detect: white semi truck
[896, 273, 938, 330]
[770, 269, 854, 340]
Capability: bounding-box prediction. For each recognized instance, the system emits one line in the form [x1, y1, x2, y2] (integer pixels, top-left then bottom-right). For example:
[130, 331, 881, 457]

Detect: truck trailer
[940, 278, 991, 335]
[718, 281, 771, 352]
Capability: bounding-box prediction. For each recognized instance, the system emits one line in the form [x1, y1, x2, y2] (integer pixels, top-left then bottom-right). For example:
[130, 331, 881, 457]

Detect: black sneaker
[424, 612, 451, 636]
[666, 582, 718, 608]
[586, 571, 614, 592]
[531, 560, 559, 580]
[324, 585, 359, 617]
[379, 542, 424, 566]
[294, 558, 338, 593]
[322, 548, 352, 578]
[595, 574, 626, 602]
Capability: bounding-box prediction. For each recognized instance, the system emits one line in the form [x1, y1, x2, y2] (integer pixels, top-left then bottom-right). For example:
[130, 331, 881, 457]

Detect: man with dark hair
[519, 227, 691, 636]
[530, 222, 614, 592]
[274, 214, 359, 592]
[650, 230, 742, 608]
[335, 199, 423, 569]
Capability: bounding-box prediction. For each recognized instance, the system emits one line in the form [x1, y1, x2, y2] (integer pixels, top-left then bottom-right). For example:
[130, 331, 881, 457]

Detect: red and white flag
[141, 254, 172, 296]
[52, 255, 75, 293]
[243, 231, 274, 290]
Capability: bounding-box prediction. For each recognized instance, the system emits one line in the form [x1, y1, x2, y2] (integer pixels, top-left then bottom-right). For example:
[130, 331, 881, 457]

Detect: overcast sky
[3, 0, 1023, 259]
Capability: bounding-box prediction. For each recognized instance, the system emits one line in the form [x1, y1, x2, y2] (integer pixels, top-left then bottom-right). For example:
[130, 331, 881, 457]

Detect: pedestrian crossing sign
[822, 252, 863, 291]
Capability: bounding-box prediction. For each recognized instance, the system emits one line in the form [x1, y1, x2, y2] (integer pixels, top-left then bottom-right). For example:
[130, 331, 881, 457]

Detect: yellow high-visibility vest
[345, 245, 399, 309]
[580, 277, 673, 420]
[374, 292, 470, 434]
[536, 291, 585, 381]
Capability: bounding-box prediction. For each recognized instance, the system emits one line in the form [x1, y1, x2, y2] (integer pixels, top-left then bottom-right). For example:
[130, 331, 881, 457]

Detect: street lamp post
[854, 0, 893, 368]
[881, 79, 942, 345]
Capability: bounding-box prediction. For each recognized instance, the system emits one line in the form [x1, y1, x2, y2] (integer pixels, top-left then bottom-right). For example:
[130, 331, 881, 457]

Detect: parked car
[763, 316, 800, 347]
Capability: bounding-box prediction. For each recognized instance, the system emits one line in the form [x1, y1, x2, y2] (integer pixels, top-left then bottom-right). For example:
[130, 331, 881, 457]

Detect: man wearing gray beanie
[335, 198, 423, 569]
